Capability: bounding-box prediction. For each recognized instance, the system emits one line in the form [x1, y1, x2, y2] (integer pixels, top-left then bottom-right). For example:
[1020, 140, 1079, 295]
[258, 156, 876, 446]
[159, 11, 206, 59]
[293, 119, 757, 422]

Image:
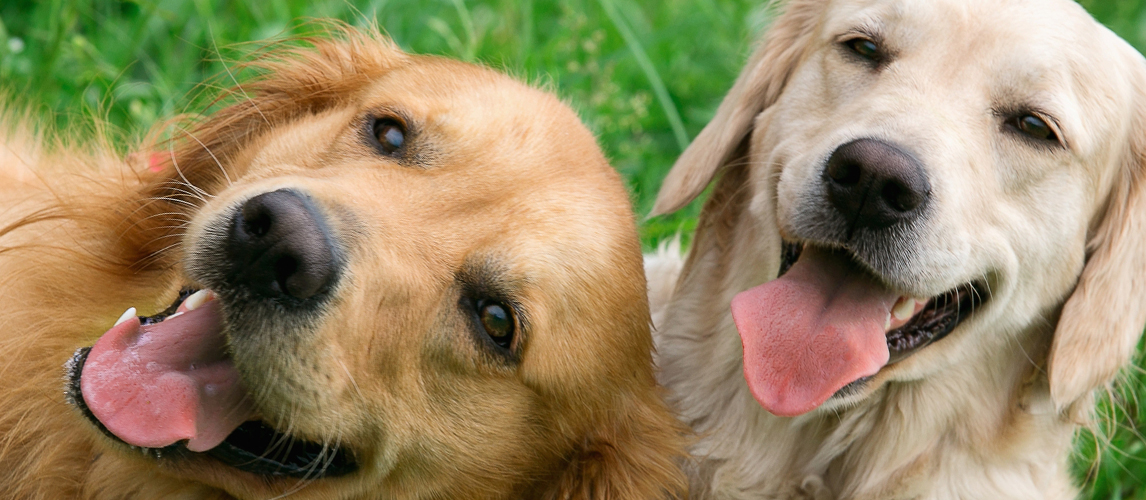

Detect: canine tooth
[114, 307, 137, 326]
[893, 298, 916, 321]
[183, 290, 212, 311]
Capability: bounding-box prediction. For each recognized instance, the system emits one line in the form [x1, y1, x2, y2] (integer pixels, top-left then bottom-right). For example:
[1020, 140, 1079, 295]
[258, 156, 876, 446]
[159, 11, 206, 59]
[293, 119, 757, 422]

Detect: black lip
[206, 421, 357, 478]
[65, 293, 358, 479]
[885, 282, 984, 364]
[777, 242, 989, 368]
[140, 287, 199, 325]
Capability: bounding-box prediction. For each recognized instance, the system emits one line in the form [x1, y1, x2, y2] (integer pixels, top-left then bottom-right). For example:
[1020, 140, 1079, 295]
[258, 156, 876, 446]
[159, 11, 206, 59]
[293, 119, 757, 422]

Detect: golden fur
[646, 0, 1146, 498]
[0, 28, 687, 499]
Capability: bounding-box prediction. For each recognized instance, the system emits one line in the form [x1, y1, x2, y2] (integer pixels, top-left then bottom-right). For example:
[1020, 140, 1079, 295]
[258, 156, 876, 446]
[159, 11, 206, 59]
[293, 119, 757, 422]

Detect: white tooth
[183, 290, 212, 311]
[884, 313, 892, 331]
[115, 307, 137, 326]
[167, 312, 184, 320]
[893, 298, 916, 321]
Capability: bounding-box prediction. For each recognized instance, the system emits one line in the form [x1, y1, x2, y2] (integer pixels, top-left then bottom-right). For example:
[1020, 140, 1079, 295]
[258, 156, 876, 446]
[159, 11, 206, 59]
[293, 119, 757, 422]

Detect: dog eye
[477, 300, 514, 349]
[1011, 114, 1059, 143]
[372, 118, 405, 154]
[844, 37, 881, 62]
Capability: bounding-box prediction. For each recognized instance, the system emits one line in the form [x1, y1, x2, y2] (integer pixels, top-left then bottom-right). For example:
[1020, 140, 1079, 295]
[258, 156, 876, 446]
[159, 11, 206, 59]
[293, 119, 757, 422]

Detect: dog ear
[1048, 83, 1146, 417]
[542, 394, 689, 500]
[651, 0, 821, 216]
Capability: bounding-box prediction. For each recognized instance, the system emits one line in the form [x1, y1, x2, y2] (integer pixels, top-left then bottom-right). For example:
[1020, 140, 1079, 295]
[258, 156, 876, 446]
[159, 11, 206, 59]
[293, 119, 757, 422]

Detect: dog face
[67, 32, 684, 499]
[655, 0, 1146, 417]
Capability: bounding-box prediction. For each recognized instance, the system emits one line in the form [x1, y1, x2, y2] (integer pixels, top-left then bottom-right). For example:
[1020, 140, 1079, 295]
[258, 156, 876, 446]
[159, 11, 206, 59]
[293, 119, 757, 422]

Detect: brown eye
[845, 37, 880, 61]
[478, 300, 514, 349]
[1013, 114, 1058, 142]
[372, 118, 405, 154]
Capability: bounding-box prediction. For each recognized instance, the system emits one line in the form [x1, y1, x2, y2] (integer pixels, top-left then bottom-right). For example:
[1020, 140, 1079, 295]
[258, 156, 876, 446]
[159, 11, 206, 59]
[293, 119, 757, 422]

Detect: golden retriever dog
[646, 0, 1146, 498]
[0, 28, 688, 499]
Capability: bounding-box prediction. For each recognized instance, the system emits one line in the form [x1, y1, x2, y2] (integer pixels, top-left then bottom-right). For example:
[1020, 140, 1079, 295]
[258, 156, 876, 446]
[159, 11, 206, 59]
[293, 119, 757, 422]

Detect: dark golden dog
[0, 28, 686, 499]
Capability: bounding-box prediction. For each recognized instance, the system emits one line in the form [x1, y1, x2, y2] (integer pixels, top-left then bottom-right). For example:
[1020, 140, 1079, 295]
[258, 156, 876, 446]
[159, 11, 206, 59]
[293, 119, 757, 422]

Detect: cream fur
[648, 0, 1146, 498]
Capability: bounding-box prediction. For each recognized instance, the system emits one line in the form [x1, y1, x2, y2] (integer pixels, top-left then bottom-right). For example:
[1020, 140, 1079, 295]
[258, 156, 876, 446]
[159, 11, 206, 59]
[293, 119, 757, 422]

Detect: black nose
[823, 138, 931, 233]
[224, 190, 339, 300]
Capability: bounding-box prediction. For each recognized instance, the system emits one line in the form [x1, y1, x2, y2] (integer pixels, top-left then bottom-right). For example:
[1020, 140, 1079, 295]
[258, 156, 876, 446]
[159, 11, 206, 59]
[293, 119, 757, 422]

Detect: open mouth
[64, 290, 357, 479]
[730, 242, 989, 417]
[779, 242, 988, 365]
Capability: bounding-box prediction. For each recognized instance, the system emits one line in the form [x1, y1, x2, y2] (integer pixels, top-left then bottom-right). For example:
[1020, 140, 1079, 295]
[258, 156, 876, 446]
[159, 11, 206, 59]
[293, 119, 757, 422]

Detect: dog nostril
[882, 181, 925, 212]
[225, 190, 339, 302]
[823, 138, 931, 232]
[827, 161, 863, 185]
[273, 256, 299, 294]
[241, 206, 273, 238]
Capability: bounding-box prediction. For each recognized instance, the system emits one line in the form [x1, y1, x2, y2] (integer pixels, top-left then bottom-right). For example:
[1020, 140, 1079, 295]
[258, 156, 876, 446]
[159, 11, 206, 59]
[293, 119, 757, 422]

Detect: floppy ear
[542, 394, 689, 500]
[1047, 89, 1146, 417]
[651, 0, 822, 216]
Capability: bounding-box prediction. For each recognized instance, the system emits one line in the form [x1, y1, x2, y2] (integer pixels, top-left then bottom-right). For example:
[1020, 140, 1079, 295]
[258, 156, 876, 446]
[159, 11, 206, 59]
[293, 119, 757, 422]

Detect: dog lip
[205, 421, 358, 478]
[884, 280, 987, 365]
[832, 376, 872, 399]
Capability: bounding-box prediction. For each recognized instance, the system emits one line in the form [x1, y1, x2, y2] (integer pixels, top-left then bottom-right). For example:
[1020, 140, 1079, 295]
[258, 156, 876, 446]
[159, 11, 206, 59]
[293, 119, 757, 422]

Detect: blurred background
[1, 0, 1144, 497]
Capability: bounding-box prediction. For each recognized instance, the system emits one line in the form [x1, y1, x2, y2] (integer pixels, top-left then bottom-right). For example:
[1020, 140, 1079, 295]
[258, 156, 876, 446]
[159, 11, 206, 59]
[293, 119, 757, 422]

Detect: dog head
[655, 0, 1146, 418]
[67, 29, 686, 499]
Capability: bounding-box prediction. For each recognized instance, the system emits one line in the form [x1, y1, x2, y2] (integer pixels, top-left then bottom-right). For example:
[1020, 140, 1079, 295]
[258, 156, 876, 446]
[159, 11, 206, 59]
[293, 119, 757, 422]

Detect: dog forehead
[825, 0, 1096, 30]
[822, 0, 1116, 69]
[356, 57, 621, 192]
[816, 0, 1139, 157]
[346, 57, 639, 276]
[823, 0, 1113, 70]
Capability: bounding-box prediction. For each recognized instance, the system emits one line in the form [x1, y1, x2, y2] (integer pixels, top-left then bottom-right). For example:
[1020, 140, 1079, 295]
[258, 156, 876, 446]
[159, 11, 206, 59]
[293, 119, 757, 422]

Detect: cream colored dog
[647, 0, 1146, 498]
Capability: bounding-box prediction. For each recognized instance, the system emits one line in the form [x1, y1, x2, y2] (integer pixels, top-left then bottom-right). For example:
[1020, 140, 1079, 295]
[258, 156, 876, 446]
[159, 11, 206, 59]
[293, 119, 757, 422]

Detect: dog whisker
[209, 28, 271, 128]
[334, 357, 364, 402]
[130, 241, 184, 270]
[166, 145, 215, 200]
[141, 232, 189, 246]
[119, 209, 192, 230]
[147, 195, 201, 210]
[153, 183, 211, 205]
[177, 126, 233, 187]
[111, 197, 192, 233]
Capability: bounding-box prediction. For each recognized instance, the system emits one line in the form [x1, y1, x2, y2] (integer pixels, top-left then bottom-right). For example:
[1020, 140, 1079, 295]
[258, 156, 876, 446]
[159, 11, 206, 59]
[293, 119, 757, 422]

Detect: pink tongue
[731, 248, 896, 417]
[80, 300, 256, 452]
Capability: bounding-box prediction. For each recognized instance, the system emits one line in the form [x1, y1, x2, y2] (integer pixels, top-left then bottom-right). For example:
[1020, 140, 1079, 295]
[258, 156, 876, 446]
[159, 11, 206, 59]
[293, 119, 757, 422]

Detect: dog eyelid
[837, 28, 886, 65]
[1001, 110, 1066, 148]
[844, 37, 880, 60]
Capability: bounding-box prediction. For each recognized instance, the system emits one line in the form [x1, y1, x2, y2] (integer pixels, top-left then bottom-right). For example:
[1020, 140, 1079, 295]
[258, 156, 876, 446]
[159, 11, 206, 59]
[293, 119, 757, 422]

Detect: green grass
[2, 0, 1145, 497]
[0, 0, 766, 244]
